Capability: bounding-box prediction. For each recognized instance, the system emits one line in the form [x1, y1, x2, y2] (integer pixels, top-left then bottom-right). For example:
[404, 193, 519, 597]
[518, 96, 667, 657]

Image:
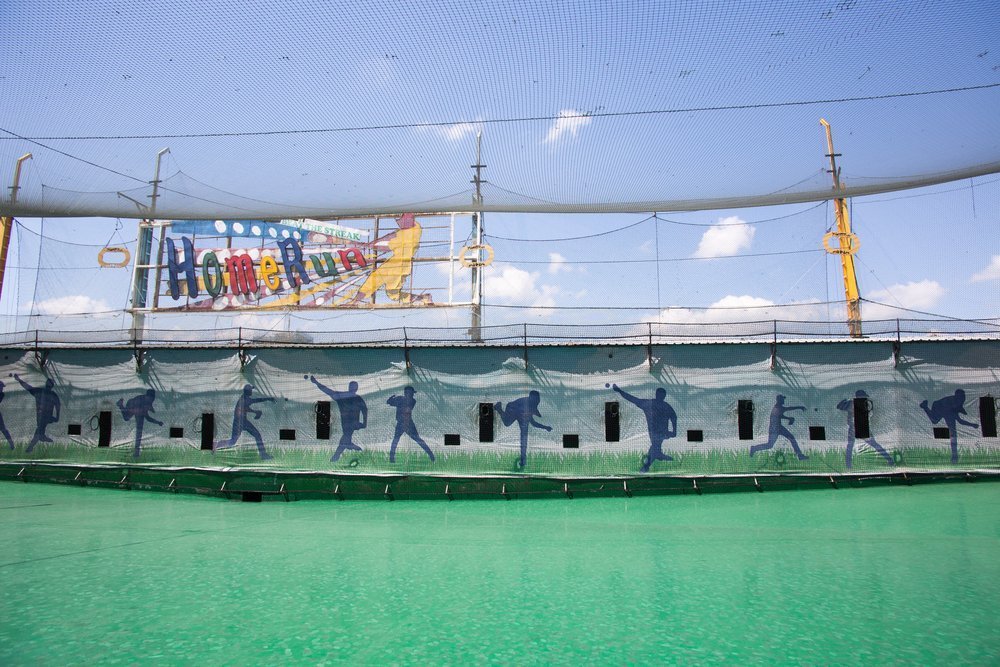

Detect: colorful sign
[153, 213, 437, 311]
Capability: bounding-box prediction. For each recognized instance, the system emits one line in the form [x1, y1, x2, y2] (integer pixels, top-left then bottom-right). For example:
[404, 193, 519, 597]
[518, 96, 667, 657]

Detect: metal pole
[0, 153, 33, 303]
[470, 132, 485, 342]
[448, 212, 455, 304]
[130, 147, 170, 343]
[820, 120, 862, 338]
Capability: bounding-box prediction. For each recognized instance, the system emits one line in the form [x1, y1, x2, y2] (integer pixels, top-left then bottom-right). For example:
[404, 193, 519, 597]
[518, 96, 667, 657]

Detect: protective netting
[0, 341, 998, 477]
[4, 172, 999, 333]
[1, 0, 999, 218]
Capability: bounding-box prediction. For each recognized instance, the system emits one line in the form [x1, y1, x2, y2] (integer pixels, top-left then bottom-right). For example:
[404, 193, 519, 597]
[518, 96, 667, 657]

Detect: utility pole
[470, 131, 486, 341]
[820, 119, 862, 338]
[0, 153, 32, 303]
[130, 147, 170, 343]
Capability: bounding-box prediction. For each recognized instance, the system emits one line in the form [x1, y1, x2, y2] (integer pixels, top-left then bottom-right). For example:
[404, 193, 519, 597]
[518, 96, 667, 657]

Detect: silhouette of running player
[387, 386, 434, 463]
[0, 381, 14, 450]
[117, 389, 163, 458]
[309, 377, 367, 462]
[750, 394, 808, 460]
[837, 390, 893, 470]
[214, 384, 276, 460]
[920, 389, 978, 464]
[495, 390, 552, 469]
[15, 374, 60, 453]
[611, 384, 677, 472]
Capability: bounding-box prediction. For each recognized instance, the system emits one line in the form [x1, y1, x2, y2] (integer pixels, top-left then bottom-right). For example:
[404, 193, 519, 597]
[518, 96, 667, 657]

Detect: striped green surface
[1, 482, 998, 664]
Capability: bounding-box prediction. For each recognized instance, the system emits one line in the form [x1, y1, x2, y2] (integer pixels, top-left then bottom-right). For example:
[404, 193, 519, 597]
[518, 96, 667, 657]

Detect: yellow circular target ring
[97, 246, 132, 268]
[459, 243, 494, 268]
[823, 231, 860, 255]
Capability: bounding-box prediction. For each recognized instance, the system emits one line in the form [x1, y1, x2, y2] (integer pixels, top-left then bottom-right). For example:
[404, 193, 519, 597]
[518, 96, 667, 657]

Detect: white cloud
[971, 255, 1000, 282]
[32, 295, 112, 316]
[865, 279, 946, 319]
[544, 109, 592, 144]
[438, 120, 483, 142]
[644, 295, 826, 325]
[692, 217, 755, 258]
[485, 264, 560, 316]
[548, 252, 572, 274]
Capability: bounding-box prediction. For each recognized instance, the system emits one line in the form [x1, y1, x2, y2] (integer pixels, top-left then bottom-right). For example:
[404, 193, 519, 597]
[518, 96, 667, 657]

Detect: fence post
[769, 320, 778, 371]
[523, 323, 529, 366]
[893, 318, 902, 367]
[647, 321, 653, 368]
[403, 326, 411, 370]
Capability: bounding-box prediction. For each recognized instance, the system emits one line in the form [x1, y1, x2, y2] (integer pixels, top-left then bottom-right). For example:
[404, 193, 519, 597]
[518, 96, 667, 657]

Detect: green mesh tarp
[0, 340, 997, 477]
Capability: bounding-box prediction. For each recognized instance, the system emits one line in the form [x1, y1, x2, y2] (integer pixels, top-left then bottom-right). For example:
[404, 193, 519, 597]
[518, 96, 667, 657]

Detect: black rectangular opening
[279, 429, 296, 441]
[687, 429, 703, 442]
[933, 427, 951, 439]
[737, 400, 754, 440]
[604, 401, 620, 442]
[979, 396, 997, 438]
[478, 402, 494, 443]
[200, 413, 215, 451]
[68, 423, 82, 436]
[315, 401, 331, 440]
[809, 426, 826, 440]
[444, 433, 461, 446]
[853, 397, 871, 439]
[169, 426, 184, 438]
[98, 411, 112, 448]
[563, 434, 579, 449]
[241, 491, 263, 503]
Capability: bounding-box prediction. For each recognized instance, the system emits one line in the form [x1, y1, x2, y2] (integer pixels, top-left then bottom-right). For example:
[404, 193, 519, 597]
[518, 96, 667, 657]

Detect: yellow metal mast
[820, 119, 862, 337]
[0, 153, 33, 302]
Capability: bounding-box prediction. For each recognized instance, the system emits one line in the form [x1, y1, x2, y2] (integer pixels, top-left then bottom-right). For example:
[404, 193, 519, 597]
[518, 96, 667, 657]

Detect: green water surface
[0, 482, 998, 664]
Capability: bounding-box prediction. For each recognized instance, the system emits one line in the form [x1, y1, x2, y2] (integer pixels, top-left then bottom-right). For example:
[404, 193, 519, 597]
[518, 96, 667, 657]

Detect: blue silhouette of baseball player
[387, 386, 434, 463]
[837, 390, 893, 470]
[611, 384, 677, 472]
[0, 381, 14, 450]
[920, 389, 978, 464]
[15, 374, 60, 452]
[495, 390, 552, 469]
[117, 389, 163, 458]
[214, 384, 276, 460]
[309, 376, 367, 462]
[750, 394, 808, 460]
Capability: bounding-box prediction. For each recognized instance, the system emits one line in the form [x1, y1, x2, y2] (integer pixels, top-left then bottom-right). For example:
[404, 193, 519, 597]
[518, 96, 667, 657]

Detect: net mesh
[1, 0, 999, 218]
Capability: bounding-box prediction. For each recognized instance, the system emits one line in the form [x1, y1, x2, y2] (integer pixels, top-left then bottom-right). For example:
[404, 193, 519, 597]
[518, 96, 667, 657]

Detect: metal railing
[0, 318, 999, 349]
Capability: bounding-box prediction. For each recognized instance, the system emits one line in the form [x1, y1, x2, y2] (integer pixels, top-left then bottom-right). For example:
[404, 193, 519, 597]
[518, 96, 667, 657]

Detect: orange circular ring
[459, 243, 494, 268]
[822, 231, 860, 255]
[98, 246, 132, 268]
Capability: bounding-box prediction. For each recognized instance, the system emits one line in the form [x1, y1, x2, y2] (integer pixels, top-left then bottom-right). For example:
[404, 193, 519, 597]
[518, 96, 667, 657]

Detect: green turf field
[1, 481, 998, 663]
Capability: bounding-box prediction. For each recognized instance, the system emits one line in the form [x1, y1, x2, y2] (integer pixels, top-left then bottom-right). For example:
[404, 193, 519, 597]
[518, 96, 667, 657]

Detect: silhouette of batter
[387, 386, 434, 463]
[355, 213, 429, 304]
[495, 390, 552, 469]
[309, 376, 367, 462]
[117, 389, 163, 458]
[15, 374, 60, 453]
[837, 390, 893, 470]
[214, 384, 276, 460]
[920, 389, 978, 464]
[611, 384, 677, 472]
